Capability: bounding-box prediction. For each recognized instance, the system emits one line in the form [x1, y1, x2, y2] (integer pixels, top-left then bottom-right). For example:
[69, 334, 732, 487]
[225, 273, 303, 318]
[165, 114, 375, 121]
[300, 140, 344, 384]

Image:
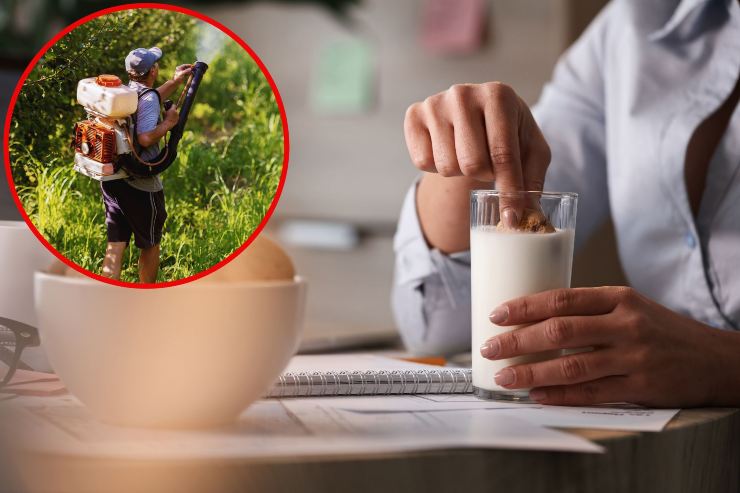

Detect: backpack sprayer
[72, 61, 208, 180]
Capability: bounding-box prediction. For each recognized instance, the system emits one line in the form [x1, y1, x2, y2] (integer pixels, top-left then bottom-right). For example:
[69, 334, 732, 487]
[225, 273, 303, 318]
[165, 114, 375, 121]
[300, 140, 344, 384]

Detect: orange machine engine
[73, 120, 116, 164]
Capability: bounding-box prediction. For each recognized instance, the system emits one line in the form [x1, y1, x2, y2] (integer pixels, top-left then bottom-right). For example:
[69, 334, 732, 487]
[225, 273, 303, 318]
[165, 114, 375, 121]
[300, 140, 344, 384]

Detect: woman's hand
[404, 82, 550, 227]
[479, 286, 740, 407]
[404, 82, 551, 253]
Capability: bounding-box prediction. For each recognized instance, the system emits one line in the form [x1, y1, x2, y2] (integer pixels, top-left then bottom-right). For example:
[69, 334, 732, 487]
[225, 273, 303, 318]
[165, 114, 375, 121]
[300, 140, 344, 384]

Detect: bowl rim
[35, 271, 307, 289]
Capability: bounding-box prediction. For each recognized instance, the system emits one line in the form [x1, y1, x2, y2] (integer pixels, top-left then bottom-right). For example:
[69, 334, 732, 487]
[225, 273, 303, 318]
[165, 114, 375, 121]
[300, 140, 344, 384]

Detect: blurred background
[0, 0, 625, 348]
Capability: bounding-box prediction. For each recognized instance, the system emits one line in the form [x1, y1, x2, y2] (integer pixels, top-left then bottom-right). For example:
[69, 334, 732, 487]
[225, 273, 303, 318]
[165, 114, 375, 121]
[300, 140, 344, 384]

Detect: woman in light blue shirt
[393, 0, 740, 407]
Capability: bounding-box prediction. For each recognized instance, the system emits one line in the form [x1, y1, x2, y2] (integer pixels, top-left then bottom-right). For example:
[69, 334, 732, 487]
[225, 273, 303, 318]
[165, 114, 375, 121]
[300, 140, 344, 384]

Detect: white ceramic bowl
[0, 221, 55, 371]
[0, 221, 54, 326]
[34, 272, 306, 428]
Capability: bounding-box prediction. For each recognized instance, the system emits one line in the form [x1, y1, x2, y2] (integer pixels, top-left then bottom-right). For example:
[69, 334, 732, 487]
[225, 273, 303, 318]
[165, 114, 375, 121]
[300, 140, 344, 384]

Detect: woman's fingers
[480, 83, 524, 226]
[492, 348, 630, 389]
[449, 85, 494, 182]
[481, 314, 618, 359]
[404, 103, 435, 173]
[404, 82, 549, 213]
[425, 101, 461, 177]
[492, 287, 628, 326]
[402, 82, 555, 230]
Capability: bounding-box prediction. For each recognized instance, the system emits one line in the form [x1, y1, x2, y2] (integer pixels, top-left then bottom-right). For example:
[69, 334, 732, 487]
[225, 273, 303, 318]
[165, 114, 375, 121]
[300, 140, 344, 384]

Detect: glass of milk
[470, 190, 578, 401]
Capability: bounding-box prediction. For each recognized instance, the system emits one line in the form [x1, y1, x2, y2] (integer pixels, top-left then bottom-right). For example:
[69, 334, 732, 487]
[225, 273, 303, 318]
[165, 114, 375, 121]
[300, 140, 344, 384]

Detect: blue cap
[125, 47, 163, 76]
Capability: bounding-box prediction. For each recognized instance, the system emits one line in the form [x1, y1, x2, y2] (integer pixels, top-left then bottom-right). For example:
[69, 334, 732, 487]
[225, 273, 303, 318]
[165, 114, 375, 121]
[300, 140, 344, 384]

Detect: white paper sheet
[516, 404, 679, 432]
[1, 394, 602, 459]
[280, 354, 678, 432]
[284, 394, 679, 432]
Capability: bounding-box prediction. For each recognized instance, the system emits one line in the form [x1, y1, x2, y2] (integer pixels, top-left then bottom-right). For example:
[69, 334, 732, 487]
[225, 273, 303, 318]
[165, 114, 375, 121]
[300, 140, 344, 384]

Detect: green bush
[8, 9, 284, 283]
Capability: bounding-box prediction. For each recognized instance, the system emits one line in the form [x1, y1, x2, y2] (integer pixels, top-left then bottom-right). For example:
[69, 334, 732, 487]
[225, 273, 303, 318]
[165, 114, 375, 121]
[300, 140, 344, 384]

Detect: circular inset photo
[4, 4, 288, 287]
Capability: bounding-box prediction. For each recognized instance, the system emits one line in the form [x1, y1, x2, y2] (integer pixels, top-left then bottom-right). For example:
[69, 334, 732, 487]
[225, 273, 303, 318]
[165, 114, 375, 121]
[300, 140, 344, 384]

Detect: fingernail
[489, 305, 508, 324]
[529, 389, 546, 401]
[480, 339, 500, 359]
[494, 368, 515, 386]
[502, 208, 519, 229]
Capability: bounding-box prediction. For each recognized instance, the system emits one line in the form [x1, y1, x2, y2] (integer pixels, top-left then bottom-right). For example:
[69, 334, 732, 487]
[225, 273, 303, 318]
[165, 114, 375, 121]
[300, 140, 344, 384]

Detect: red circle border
[3, 2, 290, 289]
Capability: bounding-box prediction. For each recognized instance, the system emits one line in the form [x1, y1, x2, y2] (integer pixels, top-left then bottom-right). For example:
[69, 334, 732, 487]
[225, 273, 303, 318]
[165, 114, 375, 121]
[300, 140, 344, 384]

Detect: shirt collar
[648, 0, 715, 41]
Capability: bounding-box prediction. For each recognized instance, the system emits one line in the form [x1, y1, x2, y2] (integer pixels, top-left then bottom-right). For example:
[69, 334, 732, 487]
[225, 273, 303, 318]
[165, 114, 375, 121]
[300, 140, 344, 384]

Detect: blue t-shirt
[126, 81, 163, 192]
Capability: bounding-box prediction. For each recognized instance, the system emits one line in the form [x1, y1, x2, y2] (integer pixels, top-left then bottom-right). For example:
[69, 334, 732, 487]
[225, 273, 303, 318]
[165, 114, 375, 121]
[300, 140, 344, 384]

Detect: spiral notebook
[266, 354, 473, 398]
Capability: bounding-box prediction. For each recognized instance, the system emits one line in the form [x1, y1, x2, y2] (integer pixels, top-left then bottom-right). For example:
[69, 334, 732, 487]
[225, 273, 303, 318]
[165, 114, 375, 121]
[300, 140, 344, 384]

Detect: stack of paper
[2, 394, 603, 458]
[0, 354, 680, 459]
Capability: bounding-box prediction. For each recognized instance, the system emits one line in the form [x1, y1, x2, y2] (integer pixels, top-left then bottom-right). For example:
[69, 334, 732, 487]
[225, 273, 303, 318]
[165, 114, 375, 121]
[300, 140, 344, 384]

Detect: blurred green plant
[8, 9, 284, 283]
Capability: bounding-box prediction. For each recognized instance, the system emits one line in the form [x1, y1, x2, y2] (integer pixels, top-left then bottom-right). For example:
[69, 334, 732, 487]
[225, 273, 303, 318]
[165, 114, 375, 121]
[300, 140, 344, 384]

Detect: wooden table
[6, 407, 739, 493]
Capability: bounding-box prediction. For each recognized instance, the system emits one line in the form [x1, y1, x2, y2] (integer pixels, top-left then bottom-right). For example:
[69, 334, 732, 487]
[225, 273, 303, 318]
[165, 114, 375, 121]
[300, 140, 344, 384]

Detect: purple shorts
[100, 180, 167, 249]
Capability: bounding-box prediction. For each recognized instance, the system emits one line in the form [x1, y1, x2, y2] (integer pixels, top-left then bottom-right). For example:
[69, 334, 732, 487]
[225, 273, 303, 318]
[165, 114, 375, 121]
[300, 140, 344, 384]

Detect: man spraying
[100, 47, 191, 283]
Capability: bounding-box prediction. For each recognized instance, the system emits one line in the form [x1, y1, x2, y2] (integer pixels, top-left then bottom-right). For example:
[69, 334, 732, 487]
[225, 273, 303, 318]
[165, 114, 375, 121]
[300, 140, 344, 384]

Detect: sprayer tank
[77, 76, 138, 117]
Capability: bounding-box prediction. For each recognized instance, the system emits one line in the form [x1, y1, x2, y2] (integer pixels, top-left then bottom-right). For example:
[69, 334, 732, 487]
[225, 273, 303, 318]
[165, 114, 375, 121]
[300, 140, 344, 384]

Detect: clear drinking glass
[470, 190, 578, 401]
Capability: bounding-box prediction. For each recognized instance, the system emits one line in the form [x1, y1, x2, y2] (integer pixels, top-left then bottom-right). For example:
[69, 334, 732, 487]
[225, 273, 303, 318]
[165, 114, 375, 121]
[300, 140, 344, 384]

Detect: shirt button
[684, 232, 696, 249]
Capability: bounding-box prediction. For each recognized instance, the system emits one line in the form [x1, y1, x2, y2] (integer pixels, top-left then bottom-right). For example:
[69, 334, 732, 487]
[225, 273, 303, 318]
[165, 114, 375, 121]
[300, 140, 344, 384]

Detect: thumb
[521, 117, 551, 193]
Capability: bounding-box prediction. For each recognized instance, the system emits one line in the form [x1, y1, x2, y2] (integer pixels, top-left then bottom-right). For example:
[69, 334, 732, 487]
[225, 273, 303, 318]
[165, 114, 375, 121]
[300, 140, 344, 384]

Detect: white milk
[471, 226, 575, 393]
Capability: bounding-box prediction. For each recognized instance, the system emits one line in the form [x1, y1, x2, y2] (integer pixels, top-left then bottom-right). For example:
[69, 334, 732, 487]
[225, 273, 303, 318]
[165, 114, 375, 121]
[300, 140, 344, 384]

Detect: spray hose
[176, 72, 194, 109]
[123, 127, 169, 167]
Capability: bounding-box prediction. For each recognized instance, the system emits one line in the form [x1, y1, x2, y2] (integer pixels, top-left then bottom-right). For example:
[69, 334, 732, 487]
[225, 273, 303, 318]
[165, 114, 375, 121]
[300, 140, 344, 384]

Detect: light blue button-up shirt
[392, 0, 740, 355]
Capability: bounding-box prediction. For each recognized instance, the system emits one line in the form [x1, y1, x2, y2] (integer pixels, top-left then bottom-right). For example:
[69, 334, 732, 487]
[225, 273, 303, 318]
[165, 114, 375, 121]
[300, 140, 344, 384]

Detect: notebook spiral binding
[266, 369, 473, 398]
